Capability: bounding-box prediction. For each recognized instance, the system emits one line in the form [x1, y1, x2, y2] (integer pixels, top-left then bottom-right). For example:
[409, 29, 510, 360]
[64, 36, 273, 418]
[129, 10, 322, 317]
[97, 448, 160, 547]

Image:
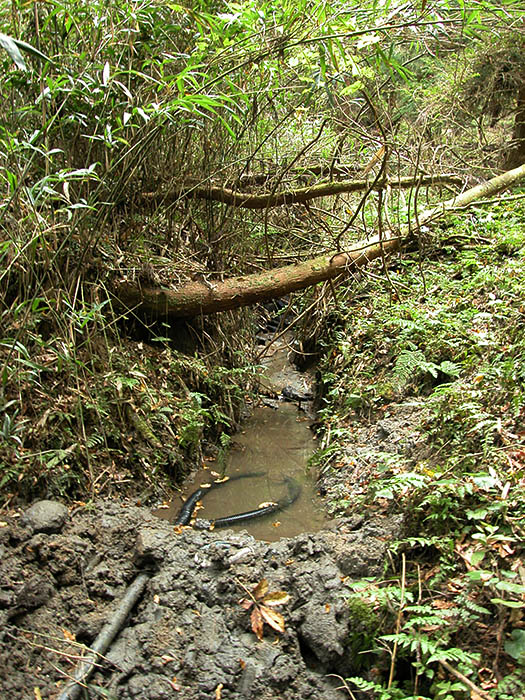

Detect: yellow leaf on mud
[239, 597, 253, 610]
[251, 606, 264, 640]
[262, 591, 290, 607]
[259, 605, 285, 634]
[253, 579, 269, 600]
[215, 683, 223, 699]
[33, 688, 43, 700]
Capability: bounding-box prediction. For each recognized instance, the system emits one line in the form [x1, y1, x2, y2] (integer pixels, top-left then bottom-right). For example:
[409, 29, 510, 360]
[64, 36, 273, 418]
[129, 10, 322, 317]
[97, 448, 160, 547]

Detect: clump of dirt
[0, 499, 402, 699]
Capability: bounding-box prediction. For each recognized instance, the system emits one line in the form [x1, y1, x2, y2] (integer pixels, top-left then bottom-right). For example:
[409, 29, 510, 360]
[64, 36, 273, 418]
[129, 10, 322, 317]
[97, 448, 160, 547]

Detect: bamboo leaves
[0, 33, 53, 71]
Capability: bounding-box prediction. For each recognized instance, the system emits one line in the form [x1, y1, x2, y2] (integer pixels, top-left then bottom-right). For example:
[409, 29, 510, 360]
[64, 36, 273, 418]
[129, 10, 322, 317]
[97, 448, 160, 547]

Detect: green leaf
[0, 33, 27, 71]
[490, 598, 524, 609]
[470, 550, 485, 567]
[504, 629, 525, 663]
[495, 581, 525, 595]
[0, 33, 54, 69]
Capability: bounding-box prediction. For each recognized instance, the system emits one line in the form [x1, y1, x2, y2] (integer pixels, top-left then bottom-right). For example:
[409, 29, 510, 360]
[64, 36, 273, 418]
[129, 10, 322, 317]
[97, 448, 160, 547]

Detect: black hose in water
[174, 471, 267, 526]
[209, 476, 301, 529]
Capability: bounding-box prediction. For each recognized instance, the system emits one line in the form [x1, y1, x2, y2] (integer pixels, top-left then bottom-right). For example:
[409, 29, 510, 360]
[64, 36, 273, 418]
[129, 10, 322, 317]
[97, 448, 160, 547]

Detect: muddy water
[155, 335, 326, 541]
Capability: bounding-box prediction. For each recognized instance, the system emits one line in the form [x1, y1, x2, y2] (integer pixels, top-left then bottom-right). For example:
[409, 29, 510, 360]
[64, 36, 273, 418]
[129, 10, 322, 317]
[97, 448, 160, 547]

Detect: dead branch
[141, 174, 463, 209]
[113, 163, 525, 319]
[57, 572, 149, 700]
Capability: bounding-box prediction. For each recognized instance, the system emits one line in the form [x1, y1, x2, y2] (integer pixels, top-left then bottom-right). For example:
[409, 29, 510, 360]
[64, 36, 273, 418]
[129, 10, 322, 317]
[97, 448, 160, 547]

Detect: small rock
[23, 500, 68, 533]
[8, 575, 54, 617]
[299, 602, 347, 664]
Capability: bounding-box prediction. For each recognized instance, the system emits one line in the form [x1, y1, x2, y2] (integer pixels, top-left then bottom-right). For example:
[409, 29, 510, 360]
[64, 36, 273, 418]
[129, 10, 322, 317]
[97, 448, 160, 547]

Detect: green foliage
[346, 594, 380, 670]
[504, 629, 525, 664]
[315, 200, 525, 697]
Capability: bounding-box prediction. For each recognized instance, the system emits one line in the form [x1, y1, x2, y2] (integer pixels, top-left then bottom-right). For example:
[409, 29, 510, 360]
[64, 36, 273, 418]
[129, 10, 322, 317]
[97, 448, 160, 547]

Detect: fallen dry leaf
[262, 591, 290, 606]
[62, 628, 75, 642]
[259, 606, 285, 634]
[253, 579, 269, 600]
[251, 606, 264, 640]
[432, 599, 456, 610]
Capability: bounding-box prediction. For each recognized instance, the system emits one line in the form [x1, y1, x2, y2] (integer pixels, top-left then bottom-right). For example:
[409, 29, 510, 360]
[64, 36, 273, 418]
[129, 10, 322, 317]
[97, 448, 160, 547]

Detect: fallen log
[141, 173, 462, 209]
[112, 233, 401, 318]
[113, 163, 525, 319]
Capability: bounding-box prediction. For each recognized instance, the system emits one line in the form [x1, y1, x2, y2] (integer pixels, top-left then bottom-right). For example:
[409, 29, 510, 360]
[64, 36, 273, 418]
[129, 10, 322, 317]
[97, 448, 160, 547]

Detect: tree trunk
[112, 163, 525, 319]
[504, 83, 525, 170]
[140, 174, 462, 209]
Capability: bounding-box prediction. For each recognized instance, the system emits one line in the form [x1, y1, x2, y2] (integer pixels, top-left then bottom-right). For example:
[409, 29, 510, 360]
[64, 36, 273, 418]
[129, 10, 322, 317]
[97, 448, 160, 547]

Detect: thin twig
[387, 552, 406, 689]
[438, 658, 495, 700]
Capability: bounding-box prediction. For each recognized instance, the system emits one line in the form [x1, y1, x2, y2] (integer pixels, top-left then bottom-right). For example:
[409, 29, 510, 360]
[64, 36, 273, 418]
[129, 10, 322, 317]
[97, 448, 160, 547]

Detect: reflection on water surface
[155, 402, 326, 541]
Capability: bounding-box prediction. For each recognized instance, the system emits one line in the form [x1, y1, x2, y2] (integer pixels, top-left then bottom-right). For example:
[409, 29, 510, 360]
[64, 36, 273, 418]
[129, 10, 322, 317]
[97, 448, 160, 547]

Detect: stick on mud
[57, 572, 149, 700]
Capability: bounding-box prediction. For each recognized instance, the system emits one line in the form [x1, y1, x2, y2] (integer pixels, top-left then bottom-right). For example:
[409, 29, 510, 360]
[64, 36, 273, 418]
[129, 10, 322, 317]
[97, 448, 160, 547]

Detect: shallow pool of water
[154, 402, 326, 541]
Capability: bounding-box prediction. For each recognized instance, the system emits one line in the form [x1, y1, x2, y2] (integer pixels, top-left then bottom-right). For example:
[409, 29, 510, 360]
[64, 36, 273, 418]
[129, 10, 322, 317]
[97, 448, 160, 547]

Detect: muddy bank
[317, 399, 428, 515]
[0, 500, 402, 699]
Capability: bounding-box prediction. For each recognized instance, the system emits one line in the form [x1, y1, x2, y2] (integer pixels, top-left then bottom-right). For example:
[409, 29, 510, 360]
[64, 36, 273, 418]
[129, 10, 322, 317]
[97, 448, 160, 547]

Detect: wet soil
[0, 500, 402, 699]
[317, 399, 429, 514]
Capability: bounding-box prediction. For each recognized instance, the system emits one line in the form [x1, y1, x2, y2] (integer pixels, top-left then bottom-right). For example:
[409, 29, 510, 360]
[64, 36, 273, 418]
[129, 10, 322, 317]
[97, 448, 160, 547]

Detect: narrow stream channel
[154, 335, 326, 541]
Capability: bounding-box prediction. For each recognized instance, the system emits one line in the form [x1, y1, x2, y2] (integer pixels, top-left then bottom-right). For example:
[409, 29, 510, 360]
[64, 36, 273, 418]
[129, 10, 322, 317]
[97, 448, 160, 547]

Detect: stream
[0, 334, 404, 699]
[154, 334, 326, 541]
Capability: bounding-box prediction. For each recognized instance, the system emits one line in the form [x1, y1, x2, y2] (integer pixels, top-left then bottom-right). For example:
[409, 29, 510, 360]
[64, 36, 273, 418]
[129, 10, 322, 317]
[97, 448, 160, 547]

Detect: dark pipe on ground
[197, 476, 301, 530]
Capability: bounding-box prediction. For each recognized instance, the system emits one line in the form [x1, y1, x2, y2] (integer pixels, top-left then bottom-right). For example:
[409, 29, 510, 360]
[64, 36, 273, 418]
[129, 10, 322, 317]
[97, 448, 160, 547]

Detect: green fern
[393, 349, 459, 389]
[86, 432, 105, 449]
[392, 348, 435, 388]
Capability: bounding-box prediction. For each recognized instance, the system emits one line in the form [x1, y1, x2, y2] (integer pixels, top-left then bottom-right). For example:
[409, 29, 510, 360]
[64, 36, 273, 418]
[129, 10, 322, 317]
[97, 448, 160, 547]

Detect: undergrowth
[315, 201, 525, 699]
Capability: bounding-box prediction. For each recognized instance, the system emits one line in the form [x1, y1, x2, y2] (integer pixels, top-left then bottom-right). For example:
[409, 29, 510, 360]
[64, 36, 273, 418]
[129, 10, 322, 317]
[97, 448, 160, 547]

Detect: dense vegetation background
[1, 1, 524, 697]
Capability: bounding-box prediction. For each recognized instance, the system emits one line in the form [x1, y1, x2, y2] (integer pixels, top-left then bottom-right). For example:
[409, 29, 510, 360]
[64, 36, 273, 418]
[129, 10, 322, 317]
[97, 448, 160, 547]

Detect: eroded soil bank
[0, 499, 401, 699]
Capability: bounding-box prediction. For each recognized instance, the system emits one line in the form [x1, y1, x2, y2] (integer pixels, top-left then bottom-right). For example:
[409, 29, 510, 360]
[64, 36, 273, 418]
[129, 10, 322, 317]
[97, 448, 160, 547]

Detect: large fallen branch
[141, 173, 462, 209]
[113, 234, 401, 318]
[113, 163, 525, 319]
